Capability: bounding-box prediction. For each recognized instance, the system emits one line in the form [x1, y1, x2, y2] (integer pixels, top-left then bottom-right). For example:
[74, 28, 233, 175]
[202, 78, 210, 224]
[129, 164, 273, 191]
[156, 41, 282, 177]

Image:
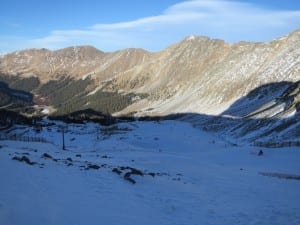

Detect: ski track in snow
[0, 120, 300, 225]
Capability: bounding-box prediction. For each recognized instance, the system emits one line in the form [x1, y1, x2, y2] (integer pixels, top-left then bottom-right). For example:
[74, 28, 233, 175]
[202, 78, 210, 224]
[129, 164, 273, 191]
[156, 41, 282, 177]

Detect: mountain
[0, 29, 299, 146]
[184, 80, 300, 147]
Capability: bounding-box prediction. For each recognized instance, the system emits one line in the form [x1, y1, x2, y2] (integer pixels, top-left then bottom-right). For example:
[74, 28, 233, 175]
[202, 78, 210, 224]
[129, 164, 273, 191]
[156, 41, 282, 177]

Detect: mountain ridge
[0, 29, 299, 119]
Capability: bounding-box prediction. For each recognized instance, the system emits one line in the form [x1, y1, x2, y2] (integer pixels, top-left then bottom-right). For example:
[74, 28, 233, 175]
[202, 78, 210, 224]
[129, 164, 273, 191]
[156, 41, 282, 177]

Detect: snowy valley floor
[0, 120, 300, 225]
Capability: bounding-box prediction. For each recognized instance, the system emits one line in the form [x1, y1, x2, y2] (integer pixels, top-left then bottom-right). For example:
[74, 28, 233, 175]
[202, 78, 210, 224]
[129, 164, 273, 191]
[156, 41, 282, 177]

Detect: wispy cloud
[3, 0, 300, 52]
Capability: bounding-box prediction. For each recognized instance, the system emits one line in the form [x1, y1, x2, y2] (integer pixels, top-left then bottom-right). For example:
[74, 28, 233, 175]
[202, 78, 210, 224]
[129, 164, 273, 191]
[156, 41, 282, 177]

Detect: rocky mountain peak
[53, 45, 104, 59]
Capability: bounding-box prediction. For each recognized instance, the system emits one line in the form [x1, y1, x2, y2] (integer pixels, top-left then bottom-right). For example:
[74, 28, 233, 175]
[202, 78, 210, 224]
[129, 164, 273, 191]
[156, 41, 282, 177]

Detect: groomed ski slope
[0, 120, 299, 225]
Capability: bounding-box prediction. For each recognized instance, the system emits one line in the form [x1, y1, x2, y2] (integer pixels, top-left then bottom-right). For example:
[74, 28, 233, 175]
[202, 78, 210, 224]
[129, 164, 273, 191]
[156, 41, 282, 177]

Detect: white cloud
[2, 0, 300, 52]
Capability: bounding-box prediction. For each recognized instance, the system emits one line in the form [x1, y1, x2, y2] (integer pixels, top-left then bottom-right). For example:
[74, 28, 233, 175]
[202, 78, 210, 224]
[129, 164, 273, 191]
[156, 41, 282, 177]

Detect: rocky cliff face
[0, 30, 299, 145]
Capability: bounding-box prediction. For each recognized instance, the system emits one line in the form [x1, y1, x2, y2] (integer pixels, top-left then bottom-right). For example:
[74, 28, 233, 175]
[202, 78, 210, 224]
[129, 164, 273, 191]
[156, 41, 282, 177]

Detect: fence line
[254, 141, 300, 148]
[0, 134, 49, 143]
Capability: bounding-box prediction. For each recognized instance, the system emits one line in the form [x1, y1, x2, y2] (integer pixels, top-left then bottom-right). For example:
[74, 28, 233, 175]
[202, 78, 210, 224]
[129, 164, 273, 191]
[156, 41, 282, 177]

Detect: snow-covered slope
[181, 80, 300, 147]
[1, 120, 300, 225]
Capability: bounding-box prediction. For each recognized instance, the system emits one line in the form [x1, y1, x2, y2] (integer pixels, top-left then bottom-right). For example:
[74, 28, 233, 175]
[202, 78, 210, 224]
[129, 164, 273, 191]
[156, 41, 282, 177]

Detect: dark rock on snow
[12, 156, 36, 165]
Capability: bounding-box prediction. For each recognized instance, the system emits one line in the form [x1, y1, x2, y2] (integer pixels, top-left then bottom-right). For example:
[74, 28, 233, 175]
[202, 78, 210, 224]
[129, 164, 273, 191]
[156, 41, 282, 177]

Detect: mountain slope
[186, 81, 300, 147]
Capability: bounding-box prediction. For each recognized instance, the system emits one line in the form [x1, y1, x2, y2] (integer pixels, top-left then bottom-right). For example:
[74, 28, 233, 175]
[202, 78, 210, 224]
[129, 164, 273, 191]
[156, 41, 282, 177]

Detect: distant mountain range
[0, 29, 299, 146]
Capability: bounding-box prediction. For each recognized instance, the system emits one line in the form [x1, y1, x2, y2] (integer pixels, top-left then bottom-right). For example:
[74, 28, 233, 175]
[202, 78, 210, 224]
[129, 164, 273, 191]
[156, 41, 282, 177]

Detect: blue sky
[0, 0, 299, 53]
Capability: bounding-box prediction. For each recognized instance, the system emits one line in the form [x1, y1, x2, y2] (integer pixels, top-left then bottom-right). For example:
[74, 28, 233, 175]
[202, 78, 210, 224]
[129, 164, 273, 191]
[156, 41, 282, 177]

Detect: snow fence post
[60, 125, 67, 150]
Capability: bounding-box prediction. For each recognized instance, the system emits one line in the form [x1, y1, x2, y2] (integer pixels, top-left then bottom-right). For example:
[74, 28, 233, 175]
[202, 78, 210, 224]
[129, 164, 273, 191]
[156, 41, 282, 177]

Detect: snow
[87, 86, 101, 96]
[0, 120, 300, 225]
[41, 108, 50, 115]
[282, 109, 297, 118]
[186, 35, 196, 41]
[81, 74, 90, 80]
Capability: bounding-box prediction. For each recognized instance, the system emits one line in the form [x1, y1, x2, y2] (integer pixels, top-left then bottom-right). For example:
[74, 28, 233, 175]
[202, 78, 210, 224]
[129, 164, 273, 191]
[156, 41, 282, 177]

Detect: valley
[0, 30, 299, 147]
[0, 28, 299, 225]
